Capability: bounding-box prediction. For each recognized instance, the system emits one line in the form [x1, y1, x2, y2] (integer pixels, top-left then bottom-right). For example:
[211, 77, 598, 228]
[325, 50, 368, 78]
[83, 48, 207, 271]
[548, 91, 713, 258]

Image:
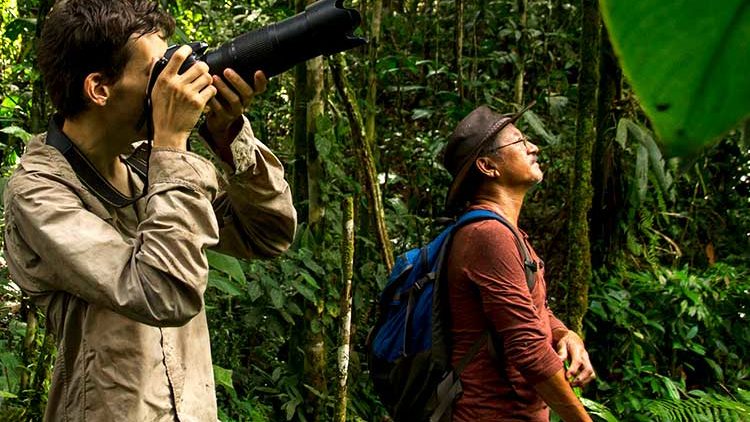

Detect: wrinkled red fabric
[446, 206, 566, 421]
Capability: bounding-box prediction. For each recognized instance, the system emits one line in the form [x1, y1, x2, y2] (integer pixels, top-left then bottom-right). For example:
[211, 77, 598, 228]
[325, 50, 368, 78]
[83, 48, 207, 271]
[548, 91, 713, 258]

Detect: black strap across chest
[45, 116, 150, 208]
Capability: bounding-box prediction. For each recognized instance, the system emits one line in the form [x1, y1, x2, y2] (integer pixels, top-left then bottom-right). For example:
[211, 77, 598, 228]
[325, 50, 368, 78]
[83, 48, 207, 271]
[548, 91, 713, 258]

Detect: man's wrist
[199, 118, 244, 169]
[153, 131, 189, 151]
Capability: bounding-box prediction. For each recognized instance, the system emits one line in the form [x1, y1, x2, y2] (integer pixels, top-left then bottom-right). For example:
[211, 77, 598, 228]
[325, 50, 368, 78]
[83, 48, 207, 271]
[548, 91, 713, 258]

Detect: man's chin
[532, 170, 544, 184]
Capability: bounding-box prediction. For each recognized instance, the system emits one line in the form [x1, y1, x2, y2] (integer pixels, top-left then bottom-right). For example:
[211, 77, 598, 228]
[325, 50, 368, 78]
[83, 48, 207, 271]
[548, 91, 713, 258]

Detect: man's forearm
[533, 369, 592, 422]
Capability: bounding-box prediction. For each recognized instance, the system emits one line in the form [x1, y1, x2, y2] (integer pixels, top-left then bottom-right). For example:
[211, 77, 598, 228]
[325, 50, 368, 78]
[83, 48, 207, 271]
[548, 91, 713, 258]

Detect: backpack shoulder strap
[454, 209, 537, 292]
[428, 210, 538, 422]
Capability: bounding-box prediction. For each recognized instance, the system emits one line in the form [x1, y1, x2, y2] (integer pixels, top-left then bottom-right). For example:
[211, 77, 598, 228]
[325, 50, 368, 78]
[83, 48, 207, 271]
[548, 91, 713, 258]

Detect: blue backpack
[367, 209, 537, 422]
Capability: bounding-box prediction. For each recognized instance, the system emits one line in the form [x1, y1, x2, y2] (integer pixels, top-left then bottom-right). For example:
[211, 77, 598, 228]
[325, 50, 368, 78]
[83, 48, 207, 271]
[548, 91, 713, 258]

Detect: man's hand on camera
[151, 45, 217, 150]
[204, 69, 267, 165]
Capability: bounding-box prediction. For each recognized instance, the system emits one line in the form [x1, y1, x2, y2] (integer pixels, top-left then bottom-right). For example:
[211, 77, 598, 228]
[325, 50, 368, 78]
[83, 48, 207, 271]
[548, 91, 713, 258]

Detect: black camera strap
[45, 115, 149, 208]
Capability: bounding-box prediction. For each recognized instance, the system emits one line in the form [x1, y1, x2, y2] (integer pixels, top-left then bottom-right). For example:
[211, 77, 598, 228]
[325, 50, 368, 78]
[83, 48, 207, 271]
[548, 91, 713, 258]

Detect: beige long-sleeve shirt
[3, 116, 296, 421]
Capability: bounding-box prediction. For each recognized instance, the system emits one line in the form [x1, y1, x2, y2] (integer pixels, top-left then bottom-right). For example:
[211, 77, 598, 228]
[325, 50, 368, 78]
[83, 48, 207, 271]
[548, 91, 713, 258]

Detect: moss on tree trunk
[564, 0, 600, 333]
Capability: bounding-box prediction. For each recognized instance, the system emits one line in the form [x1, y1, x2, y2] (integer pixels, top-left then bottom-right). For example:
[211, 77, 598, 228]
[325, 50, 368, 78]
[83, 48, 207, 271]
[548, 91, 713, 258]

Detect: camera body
[147, 0, 365, 96]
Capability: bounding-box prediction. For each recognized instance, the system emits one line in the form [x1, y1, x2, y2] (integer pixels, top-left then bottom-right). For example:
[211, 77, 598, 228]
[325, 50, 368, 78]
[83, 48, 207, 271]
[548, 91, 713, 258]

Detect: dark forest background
[0, 0, 749, 420]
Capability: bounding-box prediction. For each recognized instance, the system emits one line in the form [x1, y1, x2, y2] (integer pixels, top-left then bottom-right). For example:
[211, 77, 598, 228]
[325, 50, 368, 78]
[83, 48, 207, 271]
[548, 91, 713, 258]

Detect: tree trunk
[543, 0, 553, 114]
[432, 0, 441, 67]
[30, 328, 56, 418]
[302, 59, 327, 422]
[564, 0, 599, 333]
[454, 0, 465, 102]
[334, 196, 355, 422]
[303, 58, 326, 419]
[19, 302, 38, 392]
[30, 0, 54, 134]
[292, 60, 309, 219]
[470, 0, 486, 102]
[514, 0, 527, 105]
[306, 57, 325, 230]
[330, 54, 395, 272]
[365, 0, 383, 148]
[292, 2, 327, 420]
[590, 25, 623, 269]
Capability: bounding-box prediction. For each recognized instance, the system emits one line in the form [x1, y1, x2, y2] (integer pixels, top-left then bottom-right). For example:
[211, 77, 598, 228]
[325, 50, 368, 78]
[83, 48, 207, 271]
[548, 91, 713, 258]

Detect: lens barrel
[205, 0, 365, 79]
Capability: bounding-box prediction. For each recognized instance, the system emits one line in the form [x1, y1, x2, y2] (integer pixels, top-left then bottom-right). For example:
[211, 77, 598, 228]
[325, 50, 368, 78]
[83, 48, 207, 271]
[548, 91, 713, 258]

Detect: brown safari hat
[442, 101, 535, 212]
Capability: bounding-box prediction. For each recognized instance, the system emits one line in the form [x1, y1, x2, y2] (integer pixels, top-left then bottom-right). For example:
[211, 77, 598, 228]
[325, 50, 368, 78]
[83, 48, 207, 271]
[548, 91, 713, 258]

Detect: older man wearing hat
[442, 104, 595, 421]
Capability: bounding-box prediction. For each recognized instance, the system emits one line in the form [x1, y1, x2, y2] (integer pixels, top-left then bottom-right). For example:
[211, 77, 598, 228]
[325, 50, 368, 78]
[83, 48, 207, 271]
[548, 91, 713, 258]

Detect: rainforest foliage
[0, 0, 749, 421]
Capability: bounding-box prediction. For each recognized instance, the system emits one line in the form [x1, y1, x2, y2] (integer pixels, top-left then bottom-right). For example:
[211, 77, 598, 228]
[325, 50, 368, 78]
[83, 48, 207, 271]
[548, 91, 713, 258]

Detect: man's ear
[475, 157, 501, 178]
[83, 72, 111, 107]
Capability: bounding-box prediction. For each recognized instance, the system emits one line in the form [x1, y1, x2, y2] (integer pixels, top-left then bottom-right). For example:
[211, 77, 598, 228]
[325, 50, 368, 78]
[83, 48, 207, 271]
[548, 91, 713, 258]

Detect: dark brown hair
[37, 0, 175, 118]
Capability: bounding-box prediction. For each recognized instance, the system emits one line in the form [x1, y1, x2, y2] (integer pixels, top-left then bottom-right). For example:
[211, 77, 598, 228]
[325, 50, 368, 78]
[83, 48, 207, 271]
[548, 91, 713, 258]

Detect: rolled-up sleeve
[5, 148, 220, 327]
[207, 117, 297, 259]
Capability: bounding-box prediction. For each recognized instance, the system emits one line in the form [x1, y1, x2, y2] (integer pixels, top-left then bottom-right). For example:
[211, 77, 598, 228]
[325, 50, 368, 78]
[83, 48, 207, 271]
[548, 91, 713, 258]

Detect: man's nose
[527, 139, 540, 153]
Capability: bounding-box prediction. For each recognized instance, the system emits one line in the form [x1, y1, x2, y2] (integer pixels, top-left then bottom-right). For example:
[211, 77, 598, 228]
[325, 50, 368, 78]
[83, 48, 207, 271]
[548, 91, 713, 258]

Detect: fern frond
[645, 395, 750, 422]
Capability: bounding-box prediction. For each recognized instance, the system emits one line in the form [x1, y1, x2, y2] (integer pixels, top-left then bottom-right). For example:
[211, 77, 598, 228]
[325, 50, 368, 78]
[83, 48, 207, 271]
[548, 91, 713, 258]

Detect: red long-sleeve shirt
[446, 206, 566, 421]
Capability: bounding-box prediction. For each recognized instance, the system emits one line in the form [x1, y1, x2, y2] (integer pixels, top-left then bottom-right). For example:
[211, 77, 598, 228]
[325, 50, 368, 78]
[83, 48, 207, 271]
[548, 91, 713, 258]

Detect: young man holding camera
[3, 0, 296, 420]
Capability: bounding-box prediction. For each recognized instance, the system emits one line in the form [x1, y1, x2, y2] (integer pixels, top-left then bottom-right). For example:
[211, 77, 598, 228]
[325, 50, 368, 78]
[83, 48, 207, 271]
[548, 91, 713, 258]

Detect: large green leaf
[208, 270, 244, 297]
[600, 0, 750, 155]
[206, 249, 246, 283]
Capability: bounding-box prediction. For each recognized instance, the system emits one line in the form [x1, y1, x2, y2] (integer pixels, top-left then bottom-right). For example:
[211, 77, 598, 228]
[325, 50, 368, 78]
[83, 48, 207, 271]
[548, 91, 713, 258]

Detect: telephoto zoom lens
[205, 0, 365, 79]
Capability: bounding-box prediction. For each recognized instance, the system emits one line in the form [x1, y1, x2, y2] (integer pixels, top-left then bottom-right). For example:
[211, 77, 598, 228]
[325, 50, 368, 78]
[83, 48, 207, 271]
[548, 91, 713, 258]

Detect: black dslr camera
[147, 0, 365, 95]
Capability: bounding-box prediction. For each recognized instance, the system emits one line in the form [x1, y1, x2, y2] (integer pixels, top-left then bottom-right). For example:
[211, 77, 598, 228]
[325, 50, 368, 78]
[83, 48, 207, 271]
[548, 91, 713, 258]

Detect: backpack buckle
[414, 272, 435, 291]
[524, 259, 538, 272]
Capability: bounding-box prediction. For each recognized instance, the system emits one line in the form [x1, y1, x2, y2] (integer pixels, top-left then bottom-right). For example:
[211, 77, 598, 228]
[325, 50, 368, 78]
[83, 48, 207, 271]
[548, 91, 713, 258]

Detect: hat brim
[445, 101, 535, 211]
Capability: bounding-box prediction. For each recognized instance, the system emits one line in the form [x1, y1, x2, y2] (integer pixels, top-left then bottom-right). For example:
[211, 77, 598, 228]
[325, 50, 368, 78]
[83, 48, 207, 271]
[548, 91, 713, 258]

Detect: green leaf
[260, 274, 279, 290]
[615, 118, 629, 149]
[291, 277, 317, 303]
[283, 397, 301, 421]
[581, 397, 620, 422]
[302, 257, 325, 276]
[287, 301, 303, 316]
[299, 271, 321, 290]
[688, 342, 706, 356]
[686, 325, 699, 340]
[600, 0, 750, 155]
[658, 375, 682, 401]
[206, 250, 246, 283]
[625, 120, 675, 201]
[278, 308, 295, 324]
[213, 365, 234, 392]
[634, 144, 649, 203]
[208, 270, 244, 297]
[269, 288, 285, 309]
[411, 108, 434, 120]
[0, 126, 32, 144]
[521, 110, 559, 145]
[248, 280, 262, 302]
[588, 300, 607, 319]
[705, 358, 724, 381]
[271, 367, 282, 382]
